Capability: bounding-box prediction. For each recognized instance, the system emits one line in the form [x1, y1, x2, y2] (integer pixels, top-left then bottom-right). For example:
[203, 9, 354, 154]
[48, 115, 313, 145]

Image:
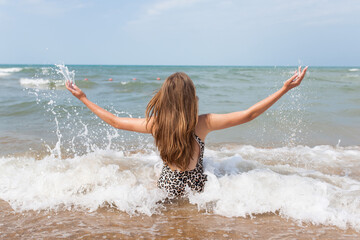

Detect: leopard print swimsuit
[157, 134, 208, 197]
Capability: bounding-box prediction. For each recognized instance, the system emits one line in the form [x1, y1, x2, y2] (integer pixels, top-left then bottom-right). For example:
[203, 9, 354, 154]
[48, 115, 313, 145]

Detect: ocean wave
[0, 67, 23, 73]
[0, 68, 22, 77]
[0, 150, 166, 215]
[189, 167, 360, 230]
[0, 72, 11, 77]
[20, 78, 50, 85]
[0, 145, 359, 230]
[112, 80, 161, 87]
[20, 78, 64, 89]
[349, 68, 359, 72]
[41, 67, 52, 75]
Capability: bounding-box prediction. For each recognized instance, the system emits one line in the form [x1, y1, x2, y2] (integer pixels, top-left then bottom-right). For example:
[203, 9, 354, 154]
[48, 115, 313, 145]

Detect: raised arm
[201, 66, 308, 135]
[65, 81, 151, 134]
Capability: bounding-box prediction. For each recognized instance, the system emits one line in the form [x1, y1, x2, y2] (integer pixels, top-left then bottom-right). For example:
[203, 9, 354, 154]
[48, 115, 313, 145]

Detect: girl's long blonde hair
[146, 72, 198, 171]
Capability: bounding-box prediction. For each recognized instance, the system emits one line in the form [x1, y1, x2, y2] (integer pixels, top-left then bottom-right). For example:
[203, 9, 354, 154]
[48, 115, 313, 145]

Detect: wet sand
[1, 200, 359, 239]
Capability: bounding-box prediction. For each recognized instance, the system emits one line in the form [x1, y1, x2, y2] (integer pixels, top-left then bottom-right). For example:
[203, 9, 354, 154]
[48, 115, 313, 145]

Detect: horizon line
[0, 63, 359, 68]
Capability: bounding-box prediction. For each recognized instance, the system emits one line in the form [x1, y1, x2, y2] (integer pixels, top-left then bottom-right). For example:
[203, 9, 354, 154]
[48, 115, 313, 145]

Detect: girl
[65, 66, 308, 197]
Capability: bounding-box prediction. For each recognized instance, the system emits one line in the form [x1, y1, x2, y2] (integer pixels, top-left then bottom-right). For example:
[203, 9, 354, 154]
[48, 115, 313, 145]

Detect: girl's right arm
[199, 66, 308, 138]
[65, 81, 151, 133]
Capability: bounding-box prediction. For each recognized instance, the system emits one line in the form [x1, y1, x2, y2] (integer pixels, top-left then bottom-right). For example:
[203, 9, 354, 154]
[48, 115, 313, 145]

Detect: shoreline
[1, 199, 359, 239]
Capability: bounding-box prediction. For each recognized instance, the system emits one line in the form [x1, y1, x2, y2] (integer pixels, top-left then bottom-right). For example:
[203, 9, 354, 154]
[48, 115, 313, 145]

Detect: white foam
[0, 150, 166, 215]
[41, 67, 51, 75]
[0, 67, 22, 77]
[0, 145, 359, 230]
[190, 166, 360, 229]
[348, 68, 359, 72]
[188, 145, 360, 230]
[20, 78, 50, 86]
[20, 78, 63, 89]
[0, 72, 10, 77]
[0, 67, 22, 73]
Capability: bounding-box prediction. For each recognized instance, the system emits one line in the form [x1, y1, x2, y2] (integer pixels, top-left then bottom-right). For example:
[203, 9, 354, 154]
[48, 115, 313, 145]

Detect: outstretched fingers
[283, 66, 309, 90]
[65, 80, 77, 94]
[285, 71, 298, 84]
[72, 83, 80, 91]
[293, 66, 308, 85]
[65, 80, 71, 90]
[298, 66, 308, 80]
[65, 80, 71, 87]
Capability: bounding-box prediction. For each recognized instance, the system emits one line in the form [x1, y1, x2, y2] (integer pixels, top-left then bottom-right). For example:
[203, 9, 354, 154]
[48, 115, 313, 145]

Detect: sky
[0, 0, 359, 66]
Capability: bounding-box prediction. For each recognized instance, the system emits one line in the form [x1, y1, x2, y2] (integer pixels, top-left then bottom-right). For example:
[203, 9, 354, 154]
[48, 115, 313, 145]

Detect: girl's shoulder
[198, 114, 210, 126]
[195, 114, 211, 141]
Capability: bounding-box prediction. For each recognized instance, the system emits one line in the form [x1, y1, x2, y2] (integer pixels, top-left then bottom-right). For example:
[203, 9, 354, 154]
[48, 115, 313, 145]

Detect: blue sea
[0, 65, 359, 239]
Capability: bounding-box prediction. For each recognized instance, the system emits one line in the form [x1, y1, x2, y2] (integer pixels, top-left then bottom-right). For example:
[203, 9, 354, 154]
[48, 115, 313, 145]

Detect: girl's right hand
[283, 66, 308, 91]
[65, 80, 87, 100]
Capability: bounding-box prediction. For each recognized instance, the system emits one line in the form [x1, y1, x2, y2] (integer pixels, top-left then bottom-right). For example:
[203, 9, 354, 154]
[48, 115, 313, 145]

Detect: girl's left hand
[65, 80, 87, 100]
[283, 66, 308, 91]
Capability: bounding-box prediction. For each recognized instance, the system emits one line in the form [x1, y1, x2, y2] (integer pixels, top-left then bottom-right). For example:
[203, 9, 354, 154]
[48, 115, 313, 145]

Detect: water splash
[55, 64, 75, 85]
[20, 64, 148, 159]
[256, 67, 310, 148]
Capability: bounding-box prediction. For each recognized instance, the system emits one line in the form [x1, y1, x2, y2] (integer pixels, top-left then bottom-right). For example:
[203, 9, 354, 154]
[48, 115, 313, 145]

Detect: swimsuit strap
[193, 133, 204, 146]
[193, 133, 205, 162]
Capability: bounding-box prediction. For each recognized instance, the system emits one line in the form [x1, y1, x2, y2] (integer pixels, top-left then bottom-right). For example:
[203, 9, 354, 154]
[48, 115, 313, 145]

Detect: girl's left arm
[201, 66, 308, 134]
[65, 81, 151, 133]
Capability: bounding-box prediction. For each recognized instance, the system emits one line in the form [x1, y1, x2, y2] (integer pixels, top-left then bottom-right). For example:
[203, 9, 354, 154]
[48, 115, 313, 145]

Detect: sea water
[0, 65, 359, 238]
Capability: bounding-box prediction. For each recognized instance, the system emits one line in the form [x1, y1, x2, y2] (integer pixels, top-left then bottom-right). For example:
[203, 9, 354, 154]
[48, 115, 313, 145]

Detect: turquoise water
[0, 65, 359, 156]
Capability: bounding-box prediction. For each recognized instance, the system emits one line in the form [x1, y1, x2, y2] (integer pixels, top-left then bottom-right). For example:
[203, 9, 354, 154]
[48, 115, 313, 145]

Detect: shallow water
[0, 65, 359, 238]
[1, 199, 359, 239]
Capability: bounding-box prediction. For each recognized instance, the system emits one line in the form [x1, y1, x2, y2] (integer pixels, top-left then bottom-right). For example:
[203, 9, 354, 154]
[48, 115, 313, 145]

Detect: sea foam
[20, 78, 63, 89]
[0, 67, 22, 77]
[0, 145, 359, 230]
[0, 67, 22, 73]
[0, 150, 166, 215]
